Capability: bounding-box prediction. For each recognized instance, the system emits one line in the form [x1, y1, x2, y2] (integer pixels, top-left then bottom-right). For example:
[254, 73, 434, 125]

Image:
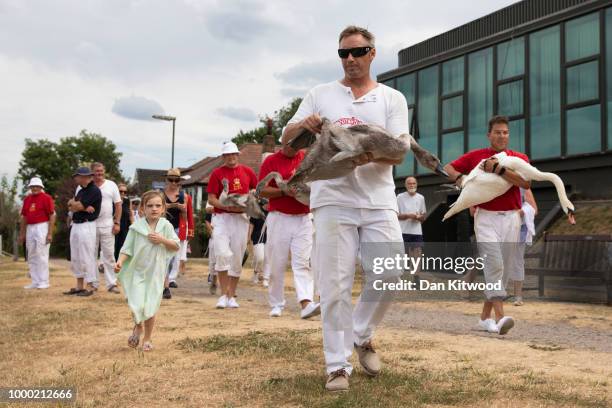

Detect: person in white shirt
[282, 25, 407, 392]
[88, 162, 122, 293]
[396, 177, 426, 282]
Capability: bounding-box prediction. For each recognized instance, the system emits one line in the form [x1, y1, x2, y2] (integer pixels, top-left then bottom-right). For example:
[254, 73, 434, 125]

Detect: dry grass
[547, 202, 612, 235]
[1, 259, 611, 407]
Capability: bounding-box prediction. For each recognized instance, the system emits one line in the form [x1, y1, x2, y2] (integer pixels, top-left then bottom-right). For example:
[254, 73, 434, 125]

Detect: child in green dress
[115, 190, 179, 351]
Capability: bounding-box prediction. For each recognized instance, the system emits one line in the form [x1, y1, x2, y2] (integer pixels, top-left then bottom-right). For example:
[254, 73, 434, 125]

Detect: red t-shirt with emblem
[259, 150, 310, 215]
[207, 164, 257, 214]
[21, 192, 55, 224]
[450, 147, 530, 211]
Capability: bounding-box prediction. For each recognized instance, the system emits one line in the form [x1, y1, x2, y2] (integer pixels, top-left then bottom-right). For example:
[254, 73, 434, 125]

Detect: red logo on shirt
[334, 117, 363, 127]
[29, 203, 37, 212]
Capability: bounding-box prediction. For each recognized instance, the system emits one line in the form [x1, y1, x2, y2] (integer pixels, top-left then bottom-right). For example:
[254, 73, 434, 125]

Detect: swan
[256, 171, 310, 205]
[256, 118, 447, 205]
[442, 152, 575, 221]
[219, 178, 265, 219]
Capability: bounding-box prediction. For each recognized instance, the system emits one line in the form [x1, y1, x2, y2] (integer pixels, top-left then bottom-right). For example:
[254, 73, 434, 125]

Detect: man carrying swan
[282, 25, 409, 392]
[444, 115, 529, 336]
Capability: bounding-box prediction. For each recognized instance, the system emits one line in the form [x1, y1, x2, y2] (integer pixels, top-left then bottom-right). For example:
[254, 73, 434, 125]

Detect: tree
[18, 130, 124, 196]
[18, 130, 124, 258]
[0, 176, 20, 255]
[232, 98, 302, 146]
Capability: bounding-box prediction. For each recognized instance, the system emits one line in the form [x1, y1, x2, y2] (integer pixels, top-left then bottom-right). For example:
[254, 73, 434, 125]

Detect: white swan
[442, 152, 575, 221]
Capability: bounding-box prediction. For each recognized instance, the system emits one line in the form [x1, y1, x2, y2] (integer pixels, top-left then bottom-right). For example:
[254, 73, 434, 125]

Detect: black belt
[72, 219, 94, 224]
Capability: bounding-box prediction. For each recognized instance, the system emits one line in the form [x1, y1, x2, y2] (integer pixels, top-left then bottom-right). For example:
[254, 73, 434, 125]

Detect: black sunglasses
[166, 178, 181, 183]
[119, 190, 127, 193]
[338, 46, 372, 59]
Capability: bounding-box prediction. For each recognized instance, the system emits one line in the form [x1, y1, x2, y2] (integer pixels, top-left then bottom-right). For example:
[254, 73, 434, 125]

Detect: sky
[0, 0, 519, 182]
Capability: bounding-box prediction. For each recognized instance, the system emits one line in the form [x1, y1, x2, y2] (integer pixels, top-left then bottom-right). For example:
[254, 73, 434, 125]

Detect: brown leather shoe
[325, 369, 349, 392]
[355, 341, 381, 376]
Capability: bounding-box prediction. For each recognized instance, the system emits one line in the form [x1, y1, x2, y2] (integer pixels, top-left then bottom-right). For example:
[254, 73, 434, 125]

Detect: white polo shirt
[287, 80, 409, 211]
[396, 192, 426, 235]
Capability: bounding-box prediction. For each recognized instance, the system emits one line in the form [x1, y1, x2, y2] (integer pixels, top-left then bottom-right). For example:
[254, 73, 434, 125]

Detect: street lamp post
[152, 114, 177, 168]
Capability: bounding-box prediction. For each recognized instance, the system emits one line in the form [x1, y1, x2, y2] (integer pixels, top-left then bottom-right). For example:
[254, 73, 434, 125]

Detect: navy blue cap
[72, 167, 93, 177]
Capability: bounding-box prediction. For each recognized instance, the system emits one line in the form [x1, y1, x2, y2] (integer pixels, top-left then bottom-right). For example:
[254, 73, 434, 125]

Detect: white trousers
[95, 226, 117, 289]
[26, 222, 50, 287]
[474, 208, 521, 300]
[213, 213, 249, 277]
[208, 236, 216, 276]
[70, 222, 97, 283]
[266, 212, 314, 308]
[179, 240, 188, 261]
[168, 239, 186, 282]
[313, 206, 403, 375]
[252, 243, 265, 273]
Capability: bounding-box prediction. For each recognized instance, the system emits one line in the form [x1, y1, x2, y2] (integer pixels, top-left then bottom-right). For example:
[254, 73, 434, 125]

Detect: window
[497, 37, 525, 80]
[567, 105, 601, 155]
[565, 12, 599, 61]
[468, 48, 493, 150]
[442, 57, 464, 95]
[441, 57, 465, 164]
[394, 73, 417, 177]
[442, 131, 463, 165]
[508, 119, 526, 153]
[397, 74, 415, 105]
[567, 61, 599, 104]
[530, 25, 561, 159]
[498, 80, 524, 117]
[417, 65, 439, 174]
[442, 96, 462, 129]
[563, 12, 602, 155]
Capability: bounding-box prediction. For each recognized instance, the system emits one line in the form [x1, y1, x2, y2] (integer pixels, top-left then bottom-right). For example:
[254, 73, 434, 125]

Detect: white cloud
[112, 96, 165, 121]
[0, 0, 520, 182]
[216, 107, 258, 122]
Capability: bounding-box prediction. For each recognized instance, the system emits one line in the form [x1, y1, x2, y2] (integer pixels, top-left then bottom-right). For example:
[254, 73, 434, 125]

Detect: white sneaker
[262, 279, 269, 288]
[478, 318, 499, 333]
[37, 284, 50, 289]
[227, 297, 240, 308]
[23, 283, 37, 289]
[269, 306, 282, 317]
[216, 295, 228, 309]
[300, 302, 321, 319]
[497, 316, 515, 335]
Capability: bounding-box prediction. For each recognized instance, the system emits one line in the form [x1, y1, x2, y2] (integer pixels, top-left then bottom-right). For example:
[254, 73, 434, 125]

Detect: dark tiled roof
[181, 143, 281, 187]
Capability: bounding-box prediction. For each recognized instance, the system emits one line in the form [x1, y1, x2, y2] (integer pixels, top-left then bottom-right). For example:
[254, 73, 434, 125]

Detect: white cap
[221, 141, 240, 155]
[28, 177, 44, 188]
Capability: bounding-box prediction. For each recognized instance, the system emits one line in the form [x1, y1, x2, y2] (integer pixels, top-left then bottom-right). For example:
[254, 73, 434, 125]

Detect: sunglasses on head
[337, 46, 372, 59]
[167, 178, 181, 183]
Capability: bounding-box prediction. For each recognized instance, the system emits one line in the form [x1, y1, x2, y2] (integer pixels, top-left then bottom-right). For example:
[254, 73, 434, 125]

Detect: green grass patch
[176, 329, 320, 357]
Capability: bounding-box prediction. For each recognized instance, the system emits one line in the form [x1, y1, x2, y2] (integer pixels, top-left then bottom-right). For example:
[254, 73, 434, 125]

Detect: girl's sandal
[128, 325, 141, 348]
[142, 341, 154, 352]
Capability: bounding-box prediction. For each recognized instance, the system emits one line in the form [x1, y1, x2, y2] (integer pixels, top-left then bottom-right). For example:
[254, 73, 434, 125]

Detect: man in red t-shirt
[259, 144, 320, 320]
[207, 141, 257, 309]
[19, 177, 56, 289]
[444, 115, 531, 336]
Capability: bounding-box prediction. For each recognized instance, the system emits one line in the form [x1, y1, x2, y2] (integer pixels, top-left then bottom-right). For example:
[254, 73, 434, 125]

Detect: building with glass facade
[380, 0, 612, 237]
